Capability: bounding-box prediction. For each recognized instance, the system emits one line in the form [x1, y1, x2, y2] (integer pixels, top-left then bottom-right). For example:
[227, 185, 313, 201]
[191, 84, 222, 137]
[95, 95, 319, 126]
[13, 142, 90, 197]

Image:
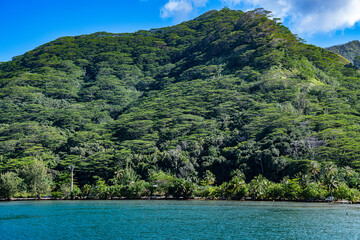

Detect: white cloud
[221, 0, 241, 7]
[160, 0, 193, 19]
[160, 0, 208, 20]
[220, 0, 360, 34]
[192, 0, 208, 7]
[289, 0, 360, 34]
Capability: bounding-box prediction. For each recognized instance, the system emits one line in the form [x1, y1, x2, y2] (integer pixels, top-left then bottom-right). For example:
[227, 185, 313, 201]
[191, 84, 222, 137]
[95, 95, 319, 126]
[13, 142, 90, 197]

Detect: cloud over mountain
[161, 0, 360, 34]
[230, 0, 360, 34]
[160, 0, 208, 20]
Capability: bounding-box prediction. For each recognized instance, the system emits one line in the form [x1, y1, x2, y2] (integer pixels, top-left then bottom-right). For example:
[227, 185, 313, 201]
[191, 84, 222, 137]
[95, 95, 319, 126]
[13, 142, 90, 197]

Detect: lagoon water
[0, 200, 359, 239]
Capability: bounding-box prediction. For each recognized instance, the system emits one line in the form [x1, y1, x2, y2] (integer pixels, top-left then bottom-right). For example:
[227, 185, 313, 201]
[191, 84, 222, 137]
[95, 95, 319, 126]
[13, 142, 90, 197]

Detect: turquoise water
[0, 200, 359, 240]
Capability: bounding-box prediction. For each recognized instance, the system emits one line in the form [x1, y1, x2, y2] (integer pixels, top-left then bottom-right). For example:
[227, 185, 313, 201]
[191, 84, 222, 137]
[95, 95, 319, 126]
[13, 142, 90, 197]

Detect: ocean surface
[0, 200, 359, 239]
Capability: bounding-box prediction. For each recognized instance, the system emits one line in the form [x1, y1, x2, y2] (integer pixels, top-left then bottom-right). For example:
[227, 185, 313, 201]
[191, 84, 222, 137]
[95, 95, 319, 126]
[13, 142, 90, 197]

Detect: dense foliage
[1, 8, 360, 200]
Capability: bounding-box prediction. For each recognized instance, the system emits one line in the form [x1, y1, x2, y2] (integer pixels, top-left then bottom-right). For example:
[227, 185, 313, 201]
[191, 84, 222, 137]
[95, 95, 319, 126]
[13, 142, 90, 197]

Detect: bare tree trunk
[71, 168, 74, 192]
[70, 165, 74, 200]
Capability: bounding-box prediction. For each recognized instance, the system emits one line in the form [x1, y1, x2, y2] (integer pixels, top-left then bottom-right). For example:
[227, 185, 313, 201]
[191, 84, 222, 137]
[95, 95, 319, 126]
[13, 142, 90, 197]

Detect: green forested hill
[1, 8, 360, 199]
[327, 40, 360, 64]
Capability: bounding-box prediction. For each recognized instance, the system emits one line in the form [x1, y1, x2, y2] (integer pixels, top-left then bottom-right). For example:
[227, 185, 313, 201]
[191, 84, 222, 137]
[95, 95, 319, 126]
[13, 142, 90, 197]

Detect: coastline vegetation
[1, 158, 359, 202]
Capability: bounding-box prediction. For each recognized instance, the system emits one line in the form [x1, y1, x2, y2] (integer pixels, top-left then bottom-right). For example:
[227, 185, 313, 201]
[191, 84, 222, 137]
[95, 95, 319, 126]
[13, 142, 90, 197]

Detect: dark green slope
[327, 40, 360, 64]
[0, 8, 359, 186]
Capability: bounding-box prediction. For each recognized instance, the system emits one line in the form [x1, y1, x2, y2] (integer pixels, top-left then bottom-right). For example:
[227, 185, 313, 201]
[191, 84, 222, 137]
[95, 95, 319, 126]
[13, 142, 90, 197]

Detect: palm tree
[203, 170, 216, 186]
[324, 162, 338, 176]
[327, 175, 339, 199]
[226, 172, 247, 199]
[323, 162, 339, 199]
[308, 161, 320, 181]
[296, 172, 311, 189]
[249, 174, 270, 200]
[342, 166, 355, 179]
[114, 169, 124, 184]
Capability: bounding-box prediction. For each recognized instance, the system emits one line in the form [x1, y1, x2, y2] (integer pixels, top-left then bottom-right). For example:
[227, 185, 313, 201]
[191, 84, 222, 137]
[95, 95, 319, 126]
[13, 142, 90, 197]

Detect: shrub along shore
[1, 159, 359, 203]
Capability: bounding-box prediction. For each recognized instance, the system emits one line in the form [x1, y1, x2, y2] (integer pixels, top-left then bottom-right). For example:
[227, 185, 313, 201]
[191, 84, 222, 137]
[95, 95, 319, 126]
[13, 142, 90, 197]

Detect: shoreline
[0, 197, 354, 204]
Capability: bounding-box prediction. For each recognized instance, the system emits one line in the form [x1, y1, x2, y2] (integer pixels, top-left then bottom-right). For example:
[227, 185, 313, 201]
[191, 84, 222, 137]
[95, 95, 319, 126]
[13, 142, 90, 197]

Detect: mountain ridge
[327, 40, 360, 64]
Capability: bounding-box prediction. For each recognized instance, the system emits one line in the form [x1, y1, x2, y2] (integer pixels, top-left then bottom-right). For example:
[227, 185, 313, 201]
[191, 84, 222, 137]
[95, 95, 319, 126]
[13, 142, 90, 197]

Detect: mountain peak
[0, 9, 359, 186]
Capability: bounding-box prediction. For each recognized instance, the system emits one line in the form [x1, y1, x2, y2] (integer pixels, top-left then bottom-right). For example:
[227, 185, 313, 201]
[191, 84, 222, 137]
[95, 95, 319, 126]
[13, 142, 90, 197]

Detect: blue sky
[1, 0, 360, 62]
